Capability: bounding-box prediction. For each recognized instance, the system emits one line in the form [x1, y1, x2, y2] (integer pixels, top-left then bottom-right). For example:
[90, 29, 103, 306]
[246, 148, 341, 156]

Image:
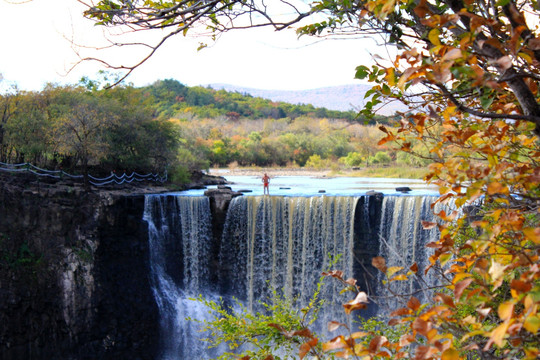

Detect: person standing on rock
[262, 173, 270, 195]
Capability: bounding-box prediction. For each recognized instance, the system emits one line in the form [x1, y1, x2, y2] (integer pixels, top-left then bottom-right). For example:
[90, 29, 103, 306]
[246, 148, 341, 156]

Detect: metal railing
[0, 161, 167, 187]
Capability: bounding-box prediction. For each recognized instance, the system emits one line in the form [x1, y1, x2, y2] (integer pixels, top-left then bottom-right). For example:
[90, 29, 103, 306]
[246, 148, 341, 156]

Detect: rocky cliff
[0, 174, 159, 360]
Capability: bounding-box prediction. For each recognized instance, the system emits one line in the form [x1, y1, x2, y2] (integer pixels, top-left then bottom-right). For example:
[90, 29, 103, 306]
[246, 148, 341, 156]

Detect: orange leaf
[415, 345, 439, 360]
[299, 338, 318, 359]
[369, 335, 388, 353]
[322, 336, 346, 352]
[351, 331, 369, 339]
[422, 221, 437, 230]
[412, 318, 431, 337]
[410, 263, 419, 273]
[328, 321, 345, 332]
[391, 307, 412, 317]
[372, 256, 387, 273]
[343, 292, 369, 314]
[434, 293, 455, 308]
[408, 297, 421, 311]
[511, 279, 532, 294]
[454, 278, 474, 299]
[322, 270, 344, 280]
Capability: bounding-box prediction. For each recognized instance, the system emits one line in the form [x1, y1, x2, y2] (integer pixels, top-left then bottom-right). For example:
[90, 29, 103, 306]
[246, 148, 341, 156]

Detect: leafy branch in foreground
[189, 284, 325, 360]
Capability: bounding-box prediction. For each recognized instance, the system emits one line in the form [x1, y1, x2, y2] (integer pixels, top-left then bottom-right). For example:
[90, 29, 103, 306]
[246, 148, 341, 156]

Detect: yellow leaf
[487, 182, 507, 195]
[351, 331, 369, 339]
[498, 301, 514, 321]
[488, 260, 508, 282]
[518, 51, 533, 64]
[386, 67, 396, 86]
[523, 228, 540, 245]
[441, 348, 461, 360]
[524, 315, 540, 334]
[453, 272, 472, 283]
[387, 266, 403, 277]
[429, 28, 441, 46]
[486, 321, 510, 349]
[391, 274, 409, 281]
[397, 67, 417, 90]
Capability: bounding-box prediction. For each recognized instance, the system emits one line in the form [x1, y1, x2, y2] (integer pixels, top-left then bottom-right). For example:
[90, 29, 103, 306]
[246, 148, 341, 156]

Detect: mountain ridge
[207, 83, 372, 112]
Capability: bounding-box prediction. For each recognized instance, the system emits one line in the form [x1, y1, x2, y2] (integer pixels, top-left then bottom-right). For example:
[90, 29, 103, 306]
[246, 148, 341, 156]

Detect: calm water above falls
[179, 175, 439, 197]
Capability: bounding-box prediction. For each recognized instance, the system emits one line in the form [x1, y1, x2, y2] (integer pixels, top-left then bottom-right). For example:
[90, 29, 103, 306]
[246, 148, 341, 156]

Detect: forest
[0, 78, 410, 183]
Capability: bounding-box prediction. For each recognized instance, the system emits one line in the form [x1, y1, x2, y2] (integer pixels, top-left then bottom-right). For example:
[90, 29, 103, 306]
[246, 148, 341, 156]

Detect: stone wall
[0, 177, 159, 360]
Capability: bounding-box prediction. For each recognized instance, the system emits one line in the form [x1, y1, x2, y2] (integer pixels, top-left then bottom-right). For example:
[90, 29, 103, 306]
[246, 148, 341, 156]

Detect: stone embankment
[0, 171, 225, 360]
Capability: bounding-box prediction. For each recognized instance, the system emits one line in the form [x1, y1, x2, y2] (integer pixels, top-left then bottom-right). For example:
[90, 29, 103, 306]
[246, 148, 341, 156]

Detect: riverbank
[209, 166, 429, 179]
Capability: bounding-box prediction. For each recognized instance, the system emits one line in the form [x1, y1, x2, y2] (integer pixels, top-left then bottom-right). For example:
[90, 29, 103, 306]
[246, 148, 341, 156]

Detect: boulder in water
[318, 190, 326, 193]
[238, 189, 253, 193]
[366, 190, 383, 196]
[396, 187, 412, 192]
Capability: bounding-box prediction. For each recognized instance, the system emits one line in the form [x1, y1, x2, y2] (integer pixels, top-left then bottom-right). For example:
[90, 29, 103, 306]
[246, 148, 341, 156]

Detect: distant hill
[206, 83, 407, 115]
[207, 84, 372, 112]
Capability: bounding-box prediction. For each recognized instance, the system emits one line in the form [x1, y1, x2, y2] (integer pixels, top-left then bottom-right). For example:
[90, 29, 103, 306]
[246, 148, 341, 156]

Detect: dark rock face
[352, 194, 384, 318]
[0, 182, 159, 359]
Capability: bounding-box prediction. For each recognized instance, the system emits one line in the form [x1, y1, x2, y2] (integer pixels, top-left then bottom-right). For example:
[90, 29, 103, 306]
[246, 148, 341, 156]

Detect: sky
[0, 0, 379, 92]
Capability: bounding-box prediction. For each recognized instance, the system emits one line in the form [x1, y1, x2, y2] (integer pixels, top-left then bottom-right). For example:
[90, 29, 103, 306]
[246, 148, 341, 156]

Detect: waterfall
[219, 196, 358, 330]
[143, 193, 443, 359]
[375, 195, 442, 312]
[143, 195, 218, 360]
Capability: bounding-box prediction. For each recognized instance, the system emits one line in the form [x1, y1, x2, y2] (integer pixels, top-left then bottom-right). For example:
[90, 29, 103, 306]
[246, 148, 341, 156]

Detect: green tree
[54, 93, 117, 182]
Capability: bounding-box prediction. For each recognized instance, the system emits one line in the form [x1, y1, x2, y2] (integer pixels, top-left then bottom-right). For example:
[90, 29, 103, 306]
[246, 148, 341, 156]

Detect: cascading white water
[143, 193, 444, 359]
[219, 196, 358, 331]
[143, 195, 218, 360]
[376, 195, 442, 312]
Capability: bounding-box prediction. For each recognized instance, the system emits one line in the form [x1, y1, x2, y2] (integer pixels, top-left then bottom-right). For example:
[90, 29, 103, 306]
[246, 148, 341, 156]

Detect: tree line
[0, 78, 396, 182]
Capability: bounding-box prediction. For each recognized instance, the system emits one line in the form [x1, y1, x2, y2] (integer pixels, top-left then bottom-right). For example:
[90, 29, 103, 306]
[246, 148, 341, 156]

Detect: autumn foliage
[313, 0, 540, 359]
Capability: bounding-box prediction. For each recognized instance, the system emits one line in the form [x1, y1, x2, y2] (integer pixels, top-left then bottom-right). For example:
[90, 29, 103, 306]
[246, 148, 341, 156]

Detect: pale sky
[0, 0, 380, 91]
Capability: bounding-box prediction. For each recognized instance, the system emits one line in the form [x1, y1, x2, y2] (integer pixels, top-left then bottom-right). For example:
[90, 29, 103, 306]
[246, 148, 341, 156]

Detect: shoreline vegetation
[209, 165, 429, 180]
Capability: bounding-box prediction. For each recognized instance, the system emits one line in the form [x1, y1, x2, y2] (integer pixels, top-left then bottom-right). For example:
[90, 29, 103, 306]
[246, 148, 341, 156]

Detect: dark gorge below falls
[0, 185, 444, 360]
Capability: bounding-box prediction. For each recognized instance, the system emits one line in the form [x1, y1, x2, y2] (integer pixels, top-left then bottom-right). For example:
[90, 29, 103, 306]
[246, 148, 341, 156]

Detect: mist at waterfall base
[143, 177, 443, 359]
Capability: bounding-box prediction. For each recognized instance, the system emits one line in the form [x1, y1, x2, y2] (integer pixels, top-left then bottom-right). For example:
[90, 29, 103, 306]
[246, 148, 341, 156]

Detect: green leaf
[355, 65, 370, 79]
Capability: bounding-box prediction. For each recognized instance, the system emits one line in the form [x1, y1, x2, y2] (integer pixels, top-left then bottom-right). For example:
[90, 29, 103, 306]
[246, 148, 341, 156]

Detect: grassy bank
[210, 166, 429, 180]
[343, 166, 429, 179]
